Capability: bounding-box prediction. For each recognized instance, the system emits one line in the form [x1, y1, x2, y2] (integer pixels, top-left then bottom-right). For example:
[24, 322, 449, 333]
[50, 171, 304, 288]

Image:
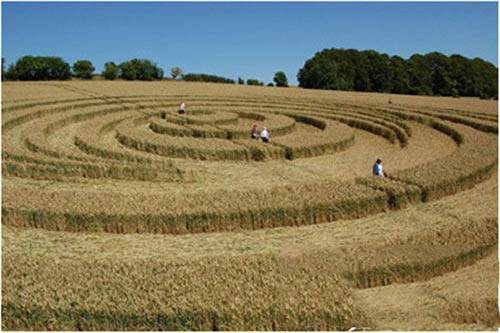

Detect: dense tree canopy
[246, 79, 264, 86]
[182, 73, 235, 84]
[118, 59, 163, 81]
[73, 60, 95, 79]
[273, 71, 288, 87]
[4, 56, 71, 81]
[4, 63, 17, 81]
[298, 48, 498, 98]
[102, 62, 119, 80]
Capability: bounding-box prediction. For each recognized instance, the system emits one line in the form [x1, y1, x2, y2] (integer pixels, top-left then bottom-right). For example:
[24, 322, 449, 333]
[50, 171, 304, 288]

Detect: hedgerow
[182, 73, 235, 84]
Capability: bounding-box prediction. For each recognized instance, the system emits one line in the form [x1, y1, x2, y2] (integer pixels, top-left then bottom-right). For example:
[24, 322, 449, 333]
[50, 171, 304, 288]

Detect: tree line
[298, 48, 498, 98]
[4, 50, 495, 99]
[1, 56, 289, 87]
[2, 56, 164, 81]
[182, 73, 235, 84]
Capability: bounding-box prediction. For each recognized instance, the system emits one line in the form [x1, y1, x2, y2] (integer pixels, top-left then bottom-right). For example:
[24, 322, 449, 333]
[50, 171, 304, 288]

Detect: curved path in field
[2, 82, 498, 330]
[3, 88, 496, 233]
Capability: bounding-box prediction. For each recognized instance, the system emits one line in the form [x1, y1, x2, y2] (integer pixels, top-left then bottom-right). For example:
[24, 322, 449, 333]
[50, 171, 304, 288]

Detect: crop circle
[2, 81, 498, 331]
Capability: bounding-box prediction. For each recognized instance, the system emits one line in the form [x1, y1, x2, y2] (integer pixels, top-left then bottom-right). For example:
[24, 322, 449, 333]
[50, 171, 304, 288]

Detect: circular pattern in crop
[2, 82, 497, 235]
[3, 82, 498, 331]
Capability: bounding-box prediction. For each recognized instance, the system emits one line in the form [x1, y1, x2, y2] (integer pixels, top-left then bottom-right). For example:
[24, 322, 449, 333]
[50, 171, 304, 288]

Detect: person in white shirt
[260, 127, 269, 143]
[373, 158, 385, 177]
[179, 102, 185, 114]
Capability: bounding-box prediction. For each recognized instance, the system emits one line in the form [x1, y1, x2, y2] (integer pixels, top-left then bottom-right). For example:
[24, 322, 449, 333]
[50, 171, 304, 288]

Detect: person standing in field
[251, 124, 258, 139]
[373, 158, 385, 177]
[179, 102, 185, 114]
[261, 127, 269, 143]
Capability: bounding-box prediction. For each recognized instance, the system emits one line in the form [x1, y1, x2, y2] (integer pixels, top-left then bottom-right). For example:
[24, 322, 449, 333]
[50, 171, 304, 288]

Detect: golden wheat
[2, 80, 497, 330]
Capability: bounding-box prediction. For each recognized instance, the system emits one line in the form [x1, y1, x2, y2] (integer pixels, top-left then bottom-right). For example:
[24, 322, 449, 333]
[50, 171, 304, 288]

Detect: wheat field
[2, 80, 498, 330]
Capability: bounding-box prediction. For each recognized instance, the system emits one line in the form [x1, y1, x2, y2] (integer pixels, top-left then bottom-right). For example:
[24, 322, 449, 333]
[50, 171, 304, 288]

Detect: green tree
[390, 56, 410, 94]
[14, 56, 71, 80]
[273, 71, 288, 87]
[182, 73, 234, 84]
[238, 77, 244, 85]
[470, 58, 498, 98]
[353, 53, 371, 92]
[449, 55, 474, 96]
[427, 52, 457, 96]
[171, 67, 183, 79]
[102, 62, 119, 80]
[73, 60, 95, 79]
[331, 49, 357, 90]
[246, 79, 264, 86]
[119, 59, 163, 81]
[4, 63, 18, 81]
[297, 49, 339, 89]
[361, 50, 393, 93]
[297, 47, 497, 98]
[407, 54, 433, 95]
[119, 61, 136, 80]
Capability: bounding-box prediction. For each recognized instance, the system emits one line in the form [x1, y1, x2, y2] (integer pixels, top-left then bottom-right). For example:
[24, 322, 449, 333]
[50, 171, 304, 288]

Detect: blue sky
[2, 2, 498, 85]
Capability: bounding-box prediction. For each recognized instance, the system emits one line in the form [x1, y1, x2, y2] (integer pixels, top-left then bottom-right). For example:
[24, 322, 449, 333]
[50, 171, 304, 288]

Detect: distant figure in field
[388, 99, 392, 105]
[260, 127, 269, 143]
[251, 124, 258, 139]
[179, 102, 185, 114]
[373, 158, 385, 177]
